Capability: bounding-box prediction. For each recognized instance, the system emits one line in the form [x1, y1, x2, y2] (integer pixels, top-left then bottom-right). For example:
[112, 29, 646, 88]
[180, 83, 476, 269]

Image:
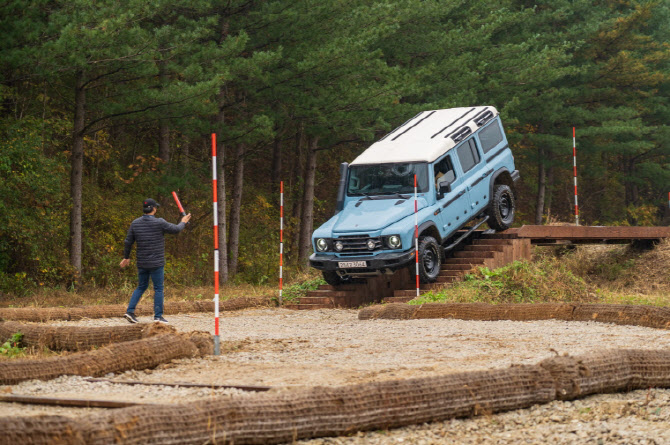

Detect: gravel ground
[2, 307, 670, 443]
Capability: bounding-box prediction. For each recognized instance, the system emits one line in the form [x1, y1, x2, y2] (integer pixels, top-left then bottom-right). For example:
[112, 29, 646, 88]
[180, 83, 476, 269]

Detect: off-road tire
[417, 236, 441, 284]
[322, 270, 352, 287]
[488, 184, 516, 231]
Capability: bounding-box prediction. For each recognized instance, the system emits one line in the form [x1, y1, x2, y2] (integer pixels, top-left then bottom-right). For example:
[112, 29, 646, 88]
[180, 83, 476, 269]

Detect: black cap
[143, 198, 160, 213]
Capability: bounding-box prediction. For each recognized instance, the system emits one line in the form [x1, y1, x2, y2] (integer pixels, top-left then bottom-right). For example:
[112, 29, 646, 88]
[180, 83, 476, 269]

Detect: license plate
[338, 261, 367, 268]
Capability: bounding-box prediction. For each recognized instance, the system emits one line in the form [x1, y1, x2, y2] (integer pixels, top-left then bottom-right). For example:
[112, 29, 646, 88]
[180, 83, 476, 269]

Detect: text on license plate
[338, 261, 367, 268]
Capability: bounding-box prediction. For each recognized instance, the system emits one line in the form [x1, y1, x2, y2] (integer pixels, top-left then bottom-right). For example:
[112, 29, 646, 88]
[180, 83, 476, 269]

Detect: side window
[434, 155, 456, 191]
[457, 139, 480, 173]
[478, 121, 503, 153]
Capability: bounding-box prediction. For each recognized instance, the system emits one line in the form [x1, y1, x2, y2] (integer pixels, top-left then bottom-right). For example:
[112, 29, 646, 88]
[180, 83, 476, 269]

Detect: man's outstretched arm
[162, 213, 191, 234]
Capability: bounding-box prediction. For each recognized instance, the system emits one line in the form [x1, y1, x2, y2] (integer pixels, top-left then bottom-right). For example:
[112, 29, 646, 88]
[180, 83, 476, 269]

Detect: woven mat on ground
[4, 348, 670, 445]
[0, 331, 211, 385]
[359, 302, 670, 329]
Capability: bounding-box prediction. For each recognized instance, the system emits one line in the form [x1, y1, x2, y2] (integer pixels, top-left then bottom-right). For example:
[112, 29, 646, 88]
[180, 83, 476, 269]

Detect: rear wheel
[322, 270, 352, 287]
[417, 236, 441, 284]
[487, 184, 516, 231]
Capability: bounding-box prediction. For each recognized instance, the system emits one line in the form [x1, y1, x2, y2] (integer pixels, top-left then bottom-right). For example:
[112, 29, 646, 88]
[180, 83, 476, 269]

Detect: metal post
[573, 127, 579, 226]
[211, 133, 220, 356]
[279, 181, 284, 305]
[414, 174, 419, 297]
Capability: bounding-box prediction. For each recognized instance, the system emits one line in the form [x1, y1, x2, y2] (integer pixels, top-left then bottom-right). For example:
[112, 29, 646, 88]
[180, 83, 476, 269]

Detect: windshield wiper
[377, 192, 411, 199]
[359, 192, 380, 200]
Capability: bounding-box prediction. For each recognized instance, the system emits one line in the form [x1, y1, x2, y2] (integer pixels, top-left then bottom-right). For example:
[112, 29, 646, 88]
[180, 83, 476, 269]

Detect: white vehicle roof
[350, 106, 499, 165]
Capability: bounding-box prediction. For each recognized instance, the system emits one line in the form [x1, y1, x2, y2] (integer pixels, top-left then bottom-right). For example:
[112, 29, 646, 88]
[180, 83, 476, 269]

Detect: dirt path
[2, 307, 670, 443]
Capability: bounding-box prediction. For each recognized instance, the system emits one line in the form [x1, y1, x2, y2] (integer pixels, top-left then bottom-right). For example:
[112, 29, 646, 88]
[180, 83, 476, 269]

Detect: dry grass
[413, 257, 595, 305]
[0, 282, 278, 308]
[0, 270, 325, 309]
[536, 240, 670, 306]
[0, 345, 71, 362]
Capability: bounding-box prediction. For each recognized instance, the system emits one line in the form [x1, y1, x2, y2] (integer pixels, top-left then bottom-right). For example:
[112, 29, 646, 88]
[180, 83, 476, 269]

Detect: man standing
[120, 198, 191, 323]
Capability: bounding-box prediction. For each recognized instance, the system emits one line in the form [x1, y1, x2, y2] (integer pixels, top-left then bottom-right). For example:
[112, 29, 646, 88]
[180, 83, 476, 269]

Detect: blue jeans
[127, 266, 164, 318]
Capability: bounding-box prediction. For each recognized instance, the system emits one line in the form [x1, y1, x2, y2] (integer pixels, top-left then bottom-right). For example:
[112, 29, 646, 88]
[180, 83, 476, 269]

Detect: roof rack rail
[391, 110, 437, 141]
[378, 112, 422, 142]
[430, 107, 476, 139]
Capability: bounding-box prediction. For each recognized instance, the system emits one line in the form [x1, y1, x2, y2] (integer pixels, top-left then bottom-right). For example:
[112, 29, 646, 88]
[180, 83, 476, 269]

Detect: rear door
[456, 137, 490, 217]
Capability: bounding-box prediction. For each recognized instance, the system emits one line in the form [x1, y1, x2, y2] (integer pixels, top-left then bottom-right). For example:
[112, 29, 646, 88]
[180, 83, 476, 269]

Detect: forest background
[1, 0, 669, 297]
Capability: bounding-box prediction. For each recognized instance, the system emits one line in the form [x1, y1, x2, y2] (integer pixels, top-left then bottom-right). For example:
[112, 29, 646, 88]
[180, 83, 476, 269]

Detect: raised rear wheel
[488, 184, 516, 231]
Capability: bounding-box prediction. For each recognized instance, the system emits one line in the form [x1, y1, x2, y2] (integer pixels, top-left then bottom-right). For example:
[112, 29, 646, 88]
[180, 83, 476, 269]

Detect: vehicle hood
[332, 197, 428, 233]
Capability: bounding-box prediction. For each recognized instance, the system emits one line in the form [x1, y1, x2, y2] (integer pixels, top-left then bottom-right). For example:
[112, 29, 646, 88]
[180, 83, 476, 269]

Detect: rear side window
[457, 139, 480, 173]
[478, 121, 503, 153]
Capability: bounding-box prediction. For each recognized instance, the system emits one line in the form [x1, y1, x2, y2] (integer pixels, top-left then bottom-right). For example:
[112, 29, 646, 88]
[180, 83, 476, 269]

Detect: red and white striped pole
[573, 127, 579, 226]
[279, 181, 284, 305]
[211, 133, 220, 356]
[414, 174, 420, 297]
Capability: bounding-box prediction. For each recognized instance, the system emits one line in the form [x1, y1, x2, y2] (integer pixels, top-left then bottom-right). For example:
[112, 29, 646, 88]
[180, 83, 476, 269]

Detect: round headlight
[334, 241, 344, 252]
[316, 238, 328, 252]
[388, 235, 401, 249]
[366, 239, 376, 250]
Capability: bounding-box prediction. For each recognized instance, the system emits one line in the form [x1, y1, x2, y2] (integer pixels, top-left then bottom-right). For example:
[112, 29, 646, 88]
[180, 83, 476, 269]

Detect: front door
[433, 153, 470, 237]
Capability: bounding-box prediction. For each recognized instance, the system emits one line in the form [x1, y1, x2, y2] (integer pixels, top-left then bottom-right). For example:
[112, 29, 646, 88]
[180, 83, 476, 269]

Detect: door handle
[443, 190, 466, 208]
[471, 169, 494, 188]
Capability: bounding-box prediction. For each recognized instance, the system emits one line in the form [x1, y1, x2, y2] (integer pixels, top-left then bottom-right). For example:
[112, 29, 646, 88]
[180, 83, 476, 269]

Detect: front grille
[335, 235, 382, 254]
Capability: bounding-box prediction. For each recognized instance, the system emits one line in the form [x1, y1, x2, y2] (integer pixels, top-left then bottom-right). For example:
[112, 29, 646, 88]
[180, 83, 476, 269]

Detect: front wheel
[417, 236, 441, 284]
[487, 184, 516, 231]
[322, 270, 352, 287]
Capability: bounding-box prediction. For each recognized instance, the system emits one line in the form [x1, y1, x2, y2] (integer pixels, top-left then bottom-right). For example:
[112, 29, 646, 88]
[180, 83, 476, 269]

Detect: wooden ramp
[284, 225, 669, 310]
[511, 225, 670, 244]
[284, 231, 530, 309]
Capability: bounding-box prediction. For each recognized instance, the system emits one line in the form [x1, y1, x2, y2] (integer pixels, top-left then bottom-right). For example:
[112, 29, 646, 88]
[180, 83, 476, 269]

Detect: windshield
[347, 163, 429, 196]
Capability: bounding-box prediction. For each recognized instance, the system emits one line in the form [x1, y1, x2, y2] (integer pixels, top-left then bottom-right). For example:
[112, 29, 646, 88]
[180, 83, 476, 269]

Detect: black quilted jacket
[123, 215, 185, 269]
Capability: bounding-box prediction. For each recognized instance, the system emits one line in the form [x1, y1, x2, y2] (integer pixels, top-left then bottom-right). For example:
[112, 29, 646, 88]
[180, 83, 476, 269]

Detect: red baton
[172, 191, 186, 217]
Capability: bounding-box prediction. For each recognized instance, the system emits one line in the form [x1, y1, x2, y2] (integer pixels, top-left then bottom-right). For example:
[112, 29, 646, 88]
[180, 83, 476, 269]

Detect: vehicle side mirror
[438, 182, 451, 199]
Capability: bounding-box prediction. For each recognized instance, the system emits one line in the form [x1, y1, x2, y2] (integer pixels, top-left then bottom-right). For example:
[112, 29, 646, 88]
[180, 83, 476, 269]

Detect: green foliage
[0, 332, 25, 358]
[0, 117, 69, 288]
[410, 259, 591, 305]
[281, 277, 326, 303]
[0, 0, 668, 296]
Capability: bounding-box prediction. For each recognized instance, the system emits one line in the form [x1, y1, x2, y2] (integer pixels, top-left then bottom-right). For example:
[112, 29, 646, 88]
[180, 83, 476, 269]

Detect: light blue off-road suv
[310, 106, 519, 286]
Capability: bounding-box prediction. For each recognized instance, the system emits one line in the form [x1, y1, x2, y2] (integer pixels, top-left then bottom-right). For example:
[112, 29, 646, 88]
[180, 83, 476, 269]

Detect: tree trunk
[544, 165, 555, 223]
[182, 136, 190, 174]
[215, 93, 229, 283]
[271, 137, 282, 186]
[158, 122, 170, 164]
[158, 62, 170, 164]
[534, 148, 546, 225]
[228, 142, 245, 276]
[290, 127, 304, 261]
[69, 71, 86, 279]
[624, 156, 639, 225]
[298, 136, 318, 269]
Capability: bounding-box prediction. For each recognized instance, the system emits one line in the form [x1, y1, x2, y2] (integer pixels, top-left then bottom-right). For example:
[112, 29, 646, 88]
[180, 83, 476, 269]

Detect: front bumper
[309, 249, 416, 273]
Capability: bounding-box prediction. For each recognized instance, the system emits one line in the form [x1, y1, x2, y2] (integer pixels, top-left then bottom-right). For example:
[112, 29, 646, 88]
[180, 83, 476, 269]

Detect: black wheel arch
[489, 168, 516, 203]
[418, 221, 441, 244]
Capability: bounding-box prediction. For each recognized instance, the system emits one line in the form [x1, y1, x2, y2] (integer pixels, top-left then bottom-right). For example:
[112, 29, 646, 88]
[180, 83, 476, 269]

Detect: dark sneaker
[124, 313, 138, 324]
[154, 316, 168, 324]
